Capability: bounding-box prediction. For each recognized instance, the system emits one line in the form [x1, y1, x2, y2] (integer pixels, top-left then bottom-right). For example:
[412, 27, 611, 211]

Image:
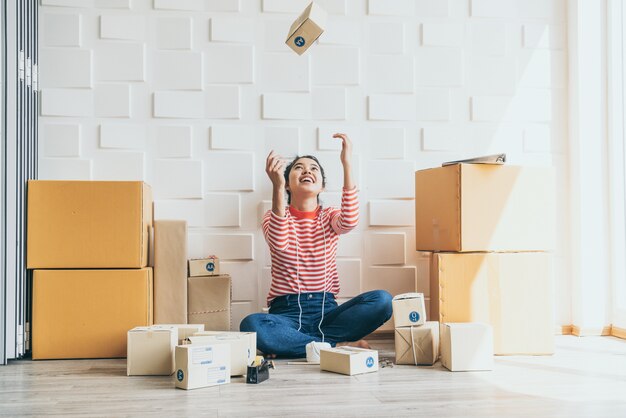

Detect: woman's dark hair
[284, 155, 326, 204]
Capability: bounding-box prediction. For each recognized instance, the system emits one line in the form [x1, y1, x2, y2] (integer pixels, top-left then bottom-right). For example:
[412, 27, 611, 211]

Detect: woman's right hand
[266, 150, 286, 188]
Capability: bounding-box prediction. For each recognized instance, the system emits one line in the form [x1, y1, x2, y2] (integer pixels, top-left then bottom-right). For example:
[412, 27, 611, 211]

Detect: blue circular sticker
[366, 357, 375, 368]
[206, 262, 215, 272]
[177, 369, 184, 382]
[294, 36, 305, 47]
[409, 311, 420, 323]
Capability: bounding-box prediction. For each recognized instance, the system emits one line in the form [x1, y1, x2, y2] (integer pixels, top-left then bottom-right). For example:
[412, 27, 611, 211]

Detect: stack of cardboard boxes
[415, 163, 556, 361]
[28, 181, 154, 359]
[392, 293, 440, 366]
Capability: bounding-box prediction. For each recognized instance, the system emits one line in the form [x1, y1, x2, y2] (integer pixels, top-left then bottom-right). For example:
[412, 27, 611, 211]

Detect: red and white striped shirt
[262, 187, 359, 304]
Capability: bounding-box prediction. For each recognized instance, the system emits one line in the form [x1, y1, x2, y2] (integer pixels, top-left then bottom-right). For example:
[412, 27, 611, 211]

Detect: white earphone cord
[318, 209, 328, 342]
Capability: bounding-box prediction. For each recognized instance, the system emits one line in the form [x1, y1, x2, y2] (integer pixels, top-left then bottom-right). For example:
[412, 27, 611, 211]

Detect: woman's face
[286, 157, 324, 198]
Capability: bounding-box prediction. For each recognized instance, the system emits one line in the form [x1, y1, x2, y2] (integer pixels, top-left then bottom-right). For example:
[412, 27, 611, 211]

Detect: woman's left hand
[333, 133, 352, 167]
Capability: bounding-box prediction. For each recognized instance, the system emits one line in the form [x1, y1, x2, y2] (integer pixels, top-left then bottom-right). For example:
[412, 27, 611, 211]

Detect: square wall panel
[312, 88, 346, 120]
[369, 200, 414, 226]
[220, 261, 258, 301]
[311, 47, 360, 86]
[205, 194, 241, 227]
[263, 93, 311, 120]
[205, 153, 254, 191]
[369, 232, 406, 265]
[100, 124, 145, 149]
[415, 48, 463, 86]
[366, 160, 414, 198]
[211, 17, 254, 43]
[153, 159, 203, 198]
[157, 17, 193, 50]
[422, 23, 463, 47]
[95, 84, 131, 118]
[39, 159, 91, 180]
[154, 199, 204, 227]
[40, 48, 91, 88]
[206, 86, 241, 119]
[210, 125, 256, 150]
[205, 44, 254, 84]
[153, 51, 203, 90]
[93, 152, 144, 181]
[367, 55, 414, 93]
[369, 127, 405, 159]
[100, 15, 144, 40]
[319, 21, 361, 46]
[41, 89, 93, 117]
[337, 233, 363, 258]
[369, 22, 404, 55]
[156, 125, 193, 158]
[264, 126, 301, 157]
[95, 43, 145, 81]
[43, 124, 80, 157]
[368, 0, 414, 15]
[43, 13, 81, 46]
[368, 94, 415, 121]
[154, 91, 204, 119]
[204, 234, 254, 260]
[261, 53, 310, 92]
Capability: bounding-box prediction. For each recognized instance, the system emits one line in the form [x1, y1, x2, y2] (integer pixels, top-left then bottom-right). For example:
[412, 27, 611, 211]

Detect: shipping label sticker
[192, 347, 214, 365]
[294, 36, 305, 47]
[409, 311, 420, 323]
[207, 366, 228, 384]
[177, 369, 184, 382]
[366, 357, 375, 368]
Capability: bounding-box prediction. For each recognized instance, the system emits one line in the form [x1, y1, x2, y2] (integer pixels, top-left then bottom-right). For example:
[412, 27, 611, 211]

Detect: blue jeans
[239, 290, 393, 358]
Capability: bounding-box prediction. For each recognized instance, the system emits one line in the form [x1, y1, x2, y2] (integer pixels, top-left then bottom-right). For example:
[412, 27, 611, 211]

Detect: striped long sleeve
[262, 187, 359, 304]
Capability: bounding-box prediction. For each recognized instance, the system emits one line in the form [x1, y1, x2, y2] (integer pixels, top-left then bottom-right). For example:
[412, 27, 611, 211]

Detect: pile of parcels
[27, 180, 232, 361]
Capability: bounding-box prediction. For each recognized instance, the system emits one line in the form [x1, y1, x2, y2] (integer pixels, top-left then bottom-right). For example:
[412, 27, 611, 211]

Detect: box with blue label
[320, 347, 379, 376]
[285, 2, 328, 55]
[174, 344, 231, 390]
[188, 256, 220, 277]
[188, 331, 256, 376]
[392, 293, 426, 327]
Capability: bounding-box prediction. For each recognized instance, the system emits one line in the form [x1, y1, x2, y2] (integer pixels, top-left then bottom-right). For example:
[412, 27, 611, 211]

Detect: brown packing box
[430, 252, 554, 355]
[414, 164, 555, 252]
[127, 326, 177, 376]
[187, 275, 231, 331]
[394, 322, 439, 366]
[33, 268, 153, 359]
[188, 256, 220, 277]
[285, 2, 328, 55]
[27, 180, 153, 268]
[154, 220, 188, 324]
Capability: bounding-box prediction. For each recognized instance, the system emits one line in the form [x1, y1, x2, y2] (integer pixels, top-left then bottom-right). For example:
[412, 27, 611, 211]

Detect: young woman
[240, 133, 392, 358]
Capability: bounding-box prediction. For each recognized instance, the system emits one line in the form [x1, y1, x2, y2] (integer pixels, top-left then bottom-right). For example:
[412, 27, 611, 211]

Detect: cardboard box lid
[33, 268, 153, 359]
[287, 2, 328, 38]
[27, 180, 153, 268]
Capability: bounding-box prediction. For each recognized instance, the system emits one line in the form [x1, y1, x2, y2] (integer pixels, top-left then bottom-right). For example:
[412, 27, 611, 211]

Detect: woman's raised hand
[265, 150, 286, 188]
[333, 133, 352, 167]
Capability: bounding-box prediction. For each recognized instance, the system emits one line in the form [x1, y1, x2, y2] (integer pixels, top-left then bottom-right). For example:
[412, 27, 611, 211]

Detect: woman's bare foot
[336, 339, 371, 349]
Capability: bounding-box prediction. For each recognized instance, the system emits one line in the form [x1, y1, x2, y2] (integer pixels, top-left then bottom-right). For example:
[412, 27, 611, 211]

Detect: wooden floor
[1, 336, 626, 417]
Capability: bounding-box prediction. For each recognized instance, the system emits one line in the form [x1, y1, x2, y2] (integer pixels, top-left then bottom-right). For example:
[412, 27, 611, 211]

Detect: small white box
[127, 326, 177, 376]
[189, 331, 256, 376]
[174, 344, 231, 390]
[320, 347, 379, 376]
[440, 323, 493, 372]
[392, 293, 426, 327]
[189, 256, 220, 276]
[285, 2, 328, 55]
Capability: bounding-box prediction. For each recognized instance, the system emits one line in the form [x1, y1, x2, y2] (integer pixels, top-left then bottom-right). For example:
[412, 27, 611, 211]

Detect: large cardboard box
[394, 322, 439, 366]
[414, 164, 555, 252]
[187, 274, 231, 331]
[430, 252, 554, 355]
[127, 326, 177, 376]
[174, 344, 230, 390]
[440, 323, 493, 372]
[320, 347, 379, 376]
[33, 268, 153, 359]
[392, 293, 426, 327]
[27, 180, 152, 268]
[154, 220, 188, 324]
[285, 2, 328, 55]
[189, 331, 256, 376]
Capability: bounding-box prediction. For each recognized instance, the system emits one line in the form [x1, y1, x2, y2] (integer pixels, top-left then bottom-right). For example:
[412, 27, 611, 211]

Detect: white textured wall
[38, 0, 570, 330]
